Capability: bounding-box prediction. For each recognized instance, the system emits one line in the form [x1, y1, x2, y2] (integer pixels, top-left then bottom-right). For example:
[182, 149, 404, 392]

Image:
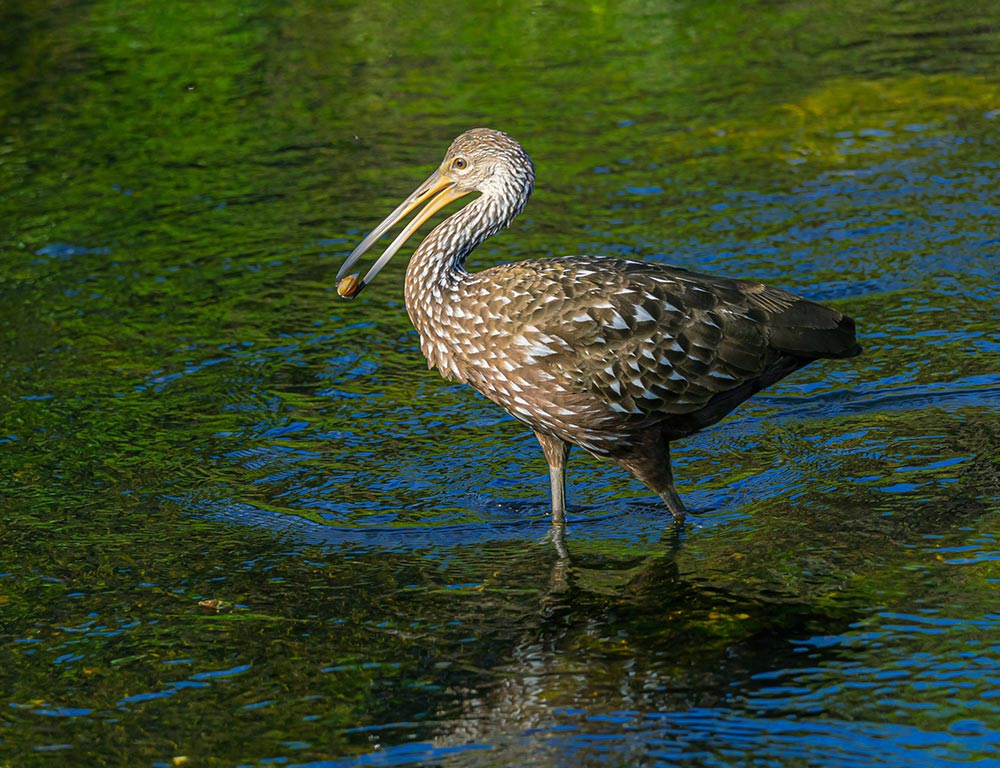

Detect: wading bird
[337, 128, 860, 525]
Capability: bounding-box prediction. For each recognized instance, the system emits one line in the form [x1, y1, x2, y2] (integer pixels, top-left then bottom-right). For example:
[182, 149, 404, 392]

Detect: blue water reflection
[296, 707, 1000, 767]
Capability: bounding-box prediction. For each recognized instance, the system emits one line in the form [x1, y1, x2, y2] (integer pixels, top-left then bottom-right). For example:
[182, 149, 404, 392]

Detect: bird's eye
[452, 157, 468, 171]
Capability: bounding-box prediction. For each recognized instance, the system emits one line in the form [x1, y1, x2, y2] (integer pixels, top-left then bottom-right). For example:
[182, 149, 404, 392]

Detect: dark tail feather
[767, 299, 861, 360]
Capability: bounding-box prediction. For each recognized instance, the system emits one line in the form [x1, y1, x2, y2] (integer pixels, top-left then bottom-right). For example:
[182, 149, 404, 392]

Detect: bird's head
[441, 128, 535, 205]
[336, 128, 534, 299]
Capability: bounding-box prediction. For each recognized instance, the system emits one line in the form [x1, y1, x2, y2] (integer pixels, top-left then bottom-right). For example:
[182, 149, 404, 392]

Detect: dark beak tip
[337, 273, 362, 299]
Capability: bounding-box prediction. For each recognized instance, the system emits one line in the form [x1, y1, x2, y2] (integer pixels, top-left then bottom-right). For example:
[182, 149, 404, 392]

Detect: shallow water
[2, 1, 999, 766]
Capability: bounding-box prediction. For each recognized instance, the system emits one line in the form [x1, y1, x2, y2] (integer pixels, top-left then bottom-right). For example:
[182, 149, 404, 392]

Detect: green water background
[1, 0, 999, 765]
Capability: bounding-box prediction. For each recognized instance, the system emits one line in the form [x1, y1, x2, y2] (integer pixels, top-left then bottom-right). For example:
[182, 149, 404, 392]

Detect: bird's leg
[616, 438, 688, 525]
[534, 431, 570, 525]
[656, 443, 687, 524]
[656, 466, 688, 525]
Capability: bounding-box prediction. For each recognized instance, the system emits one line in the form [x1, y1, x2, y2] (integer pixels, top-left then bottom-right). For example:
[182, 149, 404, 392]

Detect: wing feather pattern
[457, 255, 859, 430]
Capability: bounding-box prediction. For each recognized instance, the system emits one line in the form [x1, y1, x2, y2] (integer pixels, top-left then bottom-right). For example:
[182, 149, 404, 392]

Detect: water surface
[1, 1, 999, 766]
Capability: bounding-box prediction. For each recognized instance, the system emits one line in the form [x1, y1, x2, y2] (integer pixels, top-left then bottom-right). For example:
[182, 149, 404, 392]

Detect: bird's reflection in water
[540, 505, 687, 610]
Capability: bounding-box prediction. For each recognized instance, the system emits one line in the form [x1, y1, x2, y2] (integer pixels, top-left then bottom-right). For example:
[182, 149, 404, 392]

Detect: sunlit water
[2, 1, 999, 766]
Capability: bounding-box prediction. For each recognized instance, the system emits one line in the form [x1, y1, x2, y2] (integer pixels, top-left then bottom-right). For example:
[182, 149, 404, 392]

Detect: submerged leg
[616, 439, 688, 525]
[534, 430, 570, 525]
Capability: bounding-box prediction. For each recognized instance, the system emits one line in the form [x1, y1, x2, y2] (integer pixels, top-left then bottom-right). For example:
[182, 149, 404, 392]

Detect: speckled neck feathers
[404, 129, 534, 370]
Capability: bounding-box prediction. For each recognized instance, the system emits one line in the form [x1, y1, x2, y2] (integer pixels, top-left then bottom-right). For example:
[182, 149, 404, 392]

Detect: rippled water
[2, 1, 999, 766]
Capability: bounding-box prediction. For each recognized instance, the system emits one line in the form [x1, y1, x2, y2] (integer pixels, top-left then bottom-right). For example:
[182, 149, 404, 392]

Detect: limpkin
[337, 128, 860, 525]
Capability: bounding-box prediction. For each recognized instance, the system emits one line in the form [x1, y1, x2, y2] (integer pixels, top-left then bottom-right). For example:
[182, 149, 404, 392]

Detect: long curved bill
[336, 169, 471, 299]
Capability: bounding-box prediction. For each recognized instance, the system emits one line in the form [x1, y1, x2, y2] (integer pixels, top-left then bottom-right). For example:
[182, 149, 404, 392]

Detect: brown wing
[473, 255, 857, 417]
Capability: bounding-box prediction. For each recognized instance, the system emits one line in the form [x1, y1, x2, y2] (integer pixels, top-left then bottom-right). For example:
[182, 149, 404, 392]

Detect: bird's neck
[404, 194, 507, 307]
[403, 193, 514, 376]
